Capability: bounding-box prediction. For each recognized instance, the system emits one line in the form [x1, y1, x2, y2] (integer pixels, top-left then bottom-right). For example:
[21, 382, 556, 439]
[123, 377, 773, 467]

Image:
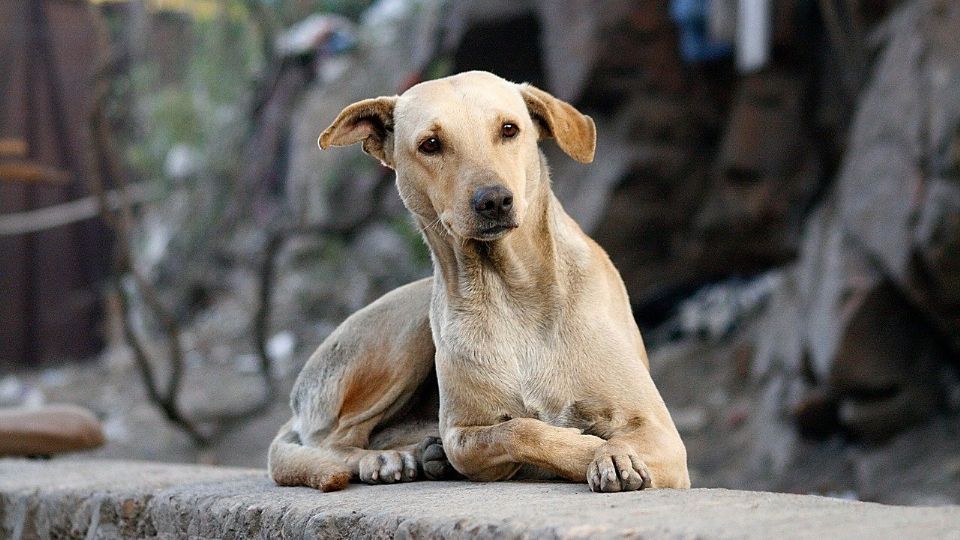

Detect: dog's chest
[433, 305, 584, 425]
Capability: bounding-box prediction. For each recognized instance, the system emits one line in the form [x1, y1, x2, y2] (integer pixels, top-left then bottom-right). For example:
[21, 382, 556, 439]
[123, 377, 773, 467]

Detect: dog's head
[318, 71, 595, 242]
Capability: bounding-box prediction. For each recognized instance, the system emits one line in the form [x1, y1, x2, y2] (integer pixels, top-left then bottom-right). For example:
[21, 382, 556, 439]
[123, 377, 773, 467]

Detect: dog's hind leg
[268, 419, 352, 491]
[268, 278, 439, 490]
[318, 369, 441, 485]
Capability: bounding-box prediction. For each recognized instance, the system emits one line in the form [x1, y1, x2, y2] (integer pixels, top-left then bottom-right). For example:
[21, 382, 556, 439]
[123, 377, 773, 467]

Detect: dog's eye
[501, 123, 519, 139]
[419, 137, 441, 154]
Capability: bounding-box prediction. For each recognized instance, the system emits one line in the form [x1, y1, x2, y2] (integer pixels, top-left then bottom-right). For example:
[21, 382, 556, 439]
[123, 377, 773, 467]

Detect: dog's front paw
[587, 449, 651, 493]
[417, 436, 460, 480]
[359, 450, 418, 484]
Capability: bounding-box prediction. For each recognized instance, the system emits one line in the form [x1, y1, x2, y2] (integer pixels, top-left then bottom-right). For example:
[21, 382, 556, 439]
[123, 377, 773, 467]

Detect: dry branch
[88, 50, 277, 448]
[253, 177, 392, 379]
[0, 182, 157, 236]
[89, 55, 210, 446]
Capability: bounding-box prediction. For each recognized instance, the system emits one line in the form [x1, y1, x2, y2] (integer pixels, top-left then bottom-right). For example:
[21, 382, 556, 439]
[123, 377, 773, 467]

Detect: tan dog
[268, 71, 690, 492]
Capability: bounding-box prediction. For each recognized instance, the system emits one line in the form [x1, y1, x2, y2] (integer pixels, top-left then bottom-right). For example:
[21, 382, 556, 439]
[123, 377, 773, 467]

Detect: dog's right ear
[318, 96, 398, 168]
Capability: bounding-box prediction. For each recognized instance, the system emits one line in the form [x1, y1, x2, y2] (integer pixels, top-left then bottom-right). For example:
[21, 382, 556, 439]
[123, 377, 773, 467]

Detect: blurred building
[0, 0, 112, 368]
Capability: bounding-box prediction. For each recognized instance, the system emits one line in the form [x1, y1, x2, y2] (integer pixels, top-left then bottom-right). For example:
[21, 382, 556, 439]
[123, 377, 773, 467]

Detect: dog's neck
[419, 160, 577, 311]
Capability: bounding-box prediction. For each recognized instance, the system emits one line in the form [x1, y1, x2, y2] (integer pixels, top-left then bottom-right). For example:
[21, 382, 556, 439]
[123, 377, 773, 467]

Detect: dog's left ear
[318, 96, 398, 168]
[519, 84, 596, 164]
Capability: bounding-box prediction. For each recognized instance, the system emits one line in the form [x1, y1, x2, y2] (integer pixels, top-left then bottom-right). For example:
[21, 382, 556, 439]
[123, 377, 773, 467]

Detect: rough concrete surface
[1, 460, 959, 539]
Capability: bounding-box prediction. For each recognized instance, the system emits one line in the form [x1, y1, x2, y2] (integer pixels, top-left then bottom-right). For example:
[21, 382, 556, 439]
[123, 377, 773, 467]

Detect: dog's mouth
[472, 223, 518, 242]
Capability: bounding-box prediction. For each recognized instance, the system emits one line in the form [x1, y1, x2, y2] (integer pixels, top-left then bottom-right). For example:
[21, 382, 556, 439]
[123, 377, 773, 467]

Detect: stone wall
[2, 460, 959, 539]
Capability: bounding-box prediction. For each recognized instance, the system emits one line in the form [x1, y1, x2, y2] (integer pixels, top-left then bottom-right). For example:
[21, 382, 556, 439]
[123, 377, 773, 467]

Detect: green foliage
[101, 3, 269, 273]
[127, 14, 261, 177]
[100, 0, 389, 297]
[115, 0, 374, 196]
[189, 13, 264, 102]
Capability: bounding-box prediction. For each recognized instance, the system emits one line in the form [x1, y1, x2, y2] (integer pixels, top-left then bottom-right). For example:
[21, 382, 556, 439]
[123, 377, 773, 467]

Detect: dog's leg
[367, 414, 460, 481]
[442, 418, 605, 482]
[322, 438, 422, 485]
[584, 362, 691, 491]
[269, 419, 429, 489]
[270, 371, 435, 489]
[270, 367, 431, 490]
[442, 417, 689, 491]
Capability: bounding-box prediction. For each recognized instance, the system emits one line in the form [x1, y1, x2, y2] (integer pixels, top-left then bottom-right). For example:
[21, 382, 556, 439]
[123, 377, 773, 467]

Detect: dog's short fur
[269, 71, 690, 492]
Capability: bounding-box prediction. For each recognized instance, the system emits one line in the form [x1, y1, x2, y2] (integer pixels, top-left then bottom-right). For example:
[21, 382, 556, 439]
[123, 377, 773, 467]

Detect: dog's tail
[268, 419, 351, 492]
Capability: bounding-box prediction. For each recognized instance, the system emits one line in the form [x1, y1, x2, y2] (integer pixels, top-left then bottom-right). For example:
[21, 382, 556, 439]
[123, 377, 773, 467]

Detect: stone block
[2, 460, 959, 539]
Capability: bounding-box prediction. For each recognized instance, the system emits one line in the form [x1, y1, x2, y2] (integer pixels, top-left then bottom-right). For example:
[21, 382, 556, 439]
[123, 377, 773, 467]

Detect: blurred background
[1, 0, 958, 506]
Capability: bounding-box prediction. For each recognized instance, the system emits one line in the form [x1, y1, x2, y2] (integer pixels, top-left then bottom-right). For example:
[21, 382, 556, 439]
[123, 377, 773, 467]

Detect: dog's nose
[472, 185, 514, 221]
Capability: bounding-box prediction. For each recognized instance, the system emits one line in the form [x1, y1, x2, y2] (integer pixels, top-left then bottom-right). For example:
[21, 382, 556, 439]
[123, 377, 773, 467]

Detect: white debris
[164, 144, 202, 180]
[675, 271, 782, 341]
[267, 331, 296, 364]
[0, 376, 24, 406]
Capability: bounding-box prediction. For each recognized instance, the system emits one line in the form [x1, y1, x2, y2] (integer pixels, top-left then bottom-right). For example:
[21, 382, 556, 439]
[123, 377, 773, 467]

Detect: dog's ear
[519, 84, 595, 164]
[318, 96, 398, 168]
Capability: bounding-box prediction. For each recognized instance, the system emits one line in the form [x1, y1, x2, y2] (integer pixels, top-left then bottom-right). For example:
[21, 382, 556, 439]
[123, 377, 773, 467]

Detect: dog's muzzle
[471, 185, 518, 240]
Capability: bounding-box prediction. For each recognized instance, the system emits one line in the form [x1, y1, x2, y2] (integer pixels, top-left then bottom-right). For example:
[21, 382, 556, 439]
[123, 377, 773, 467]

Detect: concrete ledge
[2, 460, 958, 539]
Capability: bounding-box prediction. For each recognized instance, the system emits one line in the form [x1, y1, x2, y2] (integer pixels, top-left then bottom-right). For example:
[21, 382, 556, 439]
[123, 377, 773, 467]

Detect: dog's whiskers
[420, 216, 455, 239]
[418, 217, 443, 235]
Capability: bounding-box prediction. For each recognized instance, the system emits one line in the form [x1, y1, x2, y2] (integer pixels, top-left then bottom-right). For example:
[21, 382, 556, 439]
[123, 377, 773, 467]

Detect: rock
[913, 177, 960, 351]
[443, 1, 633, 103]
[672, 273, 781, 342]
[2, 459, 959, 539]
[753, 0, 960, 443]
[0, 405, 104, 456]
[829, 282, 943, 441]
[585, 3, 824, 307]
[650, 317, 960, 503]
[671, 405, 710, 434]
[693, 69, 820, 276]
[286, 0, 444, 226]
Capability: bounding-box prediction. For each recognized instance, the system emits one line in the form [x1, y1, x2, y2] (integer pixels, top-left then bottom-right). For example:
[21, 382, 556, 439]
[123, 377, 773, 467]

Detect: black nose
[472, 185, 514, 221]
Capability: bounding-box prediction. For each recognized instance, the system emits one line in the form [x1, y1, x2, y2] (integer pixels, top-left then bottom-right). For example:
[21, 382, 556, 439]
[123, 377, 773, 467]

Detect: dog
[268, 71, 690, 492]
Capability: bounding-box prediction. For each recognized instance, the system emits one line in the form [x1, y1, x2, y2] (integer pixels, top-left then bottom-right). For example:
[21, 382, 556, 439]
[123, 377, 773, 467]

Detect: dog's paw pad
[418, 436, 459, 480]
